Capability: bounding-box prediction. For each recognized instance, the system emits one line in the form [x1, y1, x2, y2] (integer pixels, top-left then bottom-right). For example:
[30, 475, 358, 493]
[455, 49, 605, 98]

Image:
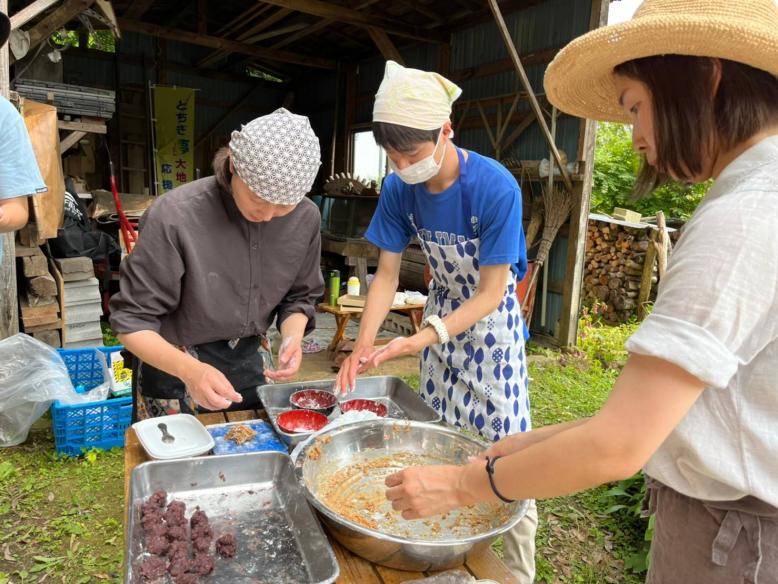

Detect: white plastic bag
[0, 334, 110, 447]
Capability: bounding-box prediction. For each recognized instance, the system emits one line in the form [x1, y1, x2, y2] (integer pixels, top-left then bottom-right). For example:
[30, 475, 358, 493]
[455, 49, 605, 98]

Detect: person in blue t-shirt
[0, 12, 46, 237]
[334, 61, 537, 584]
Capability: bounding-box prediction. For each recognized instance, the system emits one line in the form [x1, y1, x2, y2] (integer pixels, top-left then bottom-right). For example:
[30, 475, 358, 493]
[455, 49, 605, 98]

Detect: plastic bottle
[328, 270, 340, 306]
[347, 276, 360, 296]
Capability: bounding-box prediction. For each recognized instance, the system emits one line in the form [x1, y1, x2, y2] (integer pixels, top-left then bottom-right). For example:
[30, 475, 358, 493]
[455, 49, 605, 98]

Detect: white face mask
[389, 130, 447, 185]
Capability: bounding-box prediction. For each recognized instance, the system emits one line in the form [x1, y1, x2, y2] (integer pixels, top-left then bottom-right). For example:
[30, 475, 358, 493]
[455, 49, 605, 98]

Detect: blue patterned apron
[412, 147, 531, 442]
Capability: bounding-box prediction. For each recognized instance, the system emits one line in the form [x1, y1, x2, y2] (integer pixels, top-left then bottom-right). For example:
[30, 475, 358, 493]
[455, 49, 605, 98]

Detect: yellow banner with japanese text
[153, 87, 195, 194]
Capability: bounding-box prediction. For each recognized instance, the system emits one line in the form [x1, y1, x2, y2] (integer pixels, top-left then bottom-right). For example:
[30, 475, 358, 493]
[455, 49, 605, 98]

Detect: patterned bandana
[229, 108, 321, 205]
[373, 60, 462, 131]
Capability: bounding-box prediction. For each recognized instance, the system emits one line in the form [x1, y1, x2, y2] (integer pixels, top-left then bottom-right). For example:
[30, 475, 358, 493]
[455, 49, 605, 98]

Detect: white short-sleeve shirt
[625, 135, 778, 506]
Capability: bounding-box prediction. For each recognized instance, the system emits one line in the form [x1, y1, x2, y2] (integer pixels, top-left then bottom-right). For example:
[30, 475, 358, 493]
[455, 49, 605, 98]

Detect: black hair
[372, 122, 441, 152]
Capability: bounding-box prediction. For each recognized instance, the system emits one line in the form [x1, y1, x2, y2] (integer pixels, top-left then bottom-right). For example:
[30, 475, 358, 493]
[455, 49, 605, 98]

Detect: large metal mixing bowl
[294, 420, 529, 571]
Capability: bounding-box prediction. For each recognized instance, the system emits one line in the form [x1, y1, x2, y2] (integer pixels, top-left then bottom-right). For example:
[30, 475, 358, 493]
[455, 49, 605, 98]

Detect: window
[351, 130, 388, 185]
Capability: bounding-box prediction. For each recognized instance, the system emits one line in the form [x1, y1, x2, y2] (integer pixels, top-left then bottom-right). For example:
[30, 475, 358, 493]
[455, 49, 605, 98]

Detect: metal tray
[125, 451, 339, 584]
[257, 376, 442, 446]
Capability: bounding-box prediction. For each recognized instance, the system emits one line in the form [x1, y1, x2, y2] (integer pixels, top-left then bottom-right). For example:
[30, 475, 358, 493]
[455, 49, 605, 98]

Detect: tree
[592, 122, 709, 220]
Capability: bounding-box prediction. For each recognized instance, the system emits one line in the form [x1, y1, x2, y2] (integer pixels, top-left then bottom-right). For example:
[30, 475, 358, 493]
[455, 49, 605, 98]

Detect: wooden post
[637, 230, 658, 320]
[438, 43, 451, 77]
[655, 211, 669, 280]
[554, 0, 609, 348]
[0, 0, 19, 340]
[330, 62, 342, 177]
[487, 0, 573, 194]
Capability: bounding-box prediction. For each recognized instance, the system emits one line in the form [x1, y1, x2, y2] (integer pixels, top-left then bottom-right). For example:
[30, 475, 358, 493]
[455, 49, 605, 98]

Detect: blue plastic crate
[51, 347, 133, 457]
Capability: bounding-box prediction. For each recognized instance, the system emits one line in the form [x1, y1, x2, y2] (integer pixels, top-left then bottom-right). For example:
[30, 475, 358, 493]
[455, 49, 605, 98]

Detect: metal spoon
[157, 423, 175, 444]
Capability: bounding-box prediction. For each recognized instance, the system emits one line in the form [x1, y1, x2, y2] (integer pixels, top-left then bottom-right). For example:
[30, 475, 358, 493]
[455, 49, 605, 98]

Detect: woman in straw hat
[110, 108, 324, 419]
[382, 1, 778, 581]
[335, 60, 537, 582]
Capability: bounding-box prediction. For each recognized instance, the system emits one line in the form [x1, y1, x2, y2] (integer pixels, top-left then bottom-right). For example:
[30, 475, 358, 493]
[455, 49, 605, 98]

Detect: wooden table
[124, 410, 519, 584]
[321, 236, 380, 294]
[318, 302, 426, 351]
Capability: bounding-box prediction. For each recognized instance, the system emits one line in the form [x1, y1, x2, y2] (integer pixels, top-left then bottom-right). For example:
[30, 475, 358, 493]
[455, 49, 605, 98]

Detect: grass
[0, 423, 125, 583]
[0, 316, 646, 584]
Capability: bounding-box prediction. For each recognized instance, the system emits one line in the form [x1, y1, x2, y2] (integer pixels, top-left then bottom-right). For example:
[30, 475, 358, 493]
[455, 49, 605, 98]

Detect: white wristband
[423, 315, 450, 344]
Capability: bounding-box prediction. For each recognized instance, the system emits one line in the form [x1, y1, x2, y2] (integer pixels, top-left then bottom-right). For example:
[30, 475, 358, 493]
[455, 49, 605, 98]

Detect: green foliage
[599, 474, 653, 574]
[101, 322, 120, 347]
[576, 304, 638, 370]
[87, 30, 116, 53]
[50, 30, 79, 48]
[592, 122, 710, 220]
[50, 29, 115, 53]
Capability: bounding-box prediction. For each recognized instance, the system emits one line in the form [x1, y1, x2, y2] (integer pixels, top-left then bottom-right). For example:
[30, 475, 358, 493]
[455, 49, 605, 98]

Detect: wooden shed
[0, 0, 613, 347]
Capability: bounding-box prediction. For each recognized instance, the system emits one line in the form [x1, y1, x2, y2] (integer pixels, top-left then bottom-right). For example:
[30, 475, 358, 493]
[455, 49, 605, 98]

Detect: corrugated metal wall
[62, 31, 288, 170]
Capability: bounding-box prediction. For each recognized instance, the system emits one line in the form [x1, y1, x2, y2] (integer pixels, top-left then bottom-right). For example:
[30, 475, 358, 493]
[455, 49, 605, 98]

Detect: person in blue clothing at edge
[0, 11, 47, 239]
[334, 60, 537, 583]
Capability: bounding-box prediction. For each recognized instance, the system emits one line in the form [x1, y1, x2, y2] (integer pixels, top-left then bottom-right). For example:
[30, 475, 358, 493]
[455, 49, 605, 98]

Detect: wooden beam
[66, 45, 290, 85]
[487, 0, 572, 193]
[450, 45, 561, 83]
[123, 0, 155, 20]
[9, 0, 58, 30]
[12, 0, 96, 64]
[58, 119, 107, 133]
[367, 27, 404, 64]
[246, 22, 308, 44]
[259, 0, 448, 43]
[60, 130, 87, 152]
[500, 111, 536, 152]
[198, 7, 294, 68]
[394, 0, 443, 27]
[215, 3, 271, 37]
[117, 17, 336, 69]
[448, 0, 545, 31]
[271, 0, 379, 49]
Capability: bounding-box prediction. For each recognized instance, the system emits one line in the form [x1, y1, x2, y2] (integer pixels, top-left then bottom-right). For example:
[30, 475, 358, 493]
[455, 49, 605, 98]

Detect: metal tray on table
[125, 451, 339, 584]
[257, 376, 442, 446]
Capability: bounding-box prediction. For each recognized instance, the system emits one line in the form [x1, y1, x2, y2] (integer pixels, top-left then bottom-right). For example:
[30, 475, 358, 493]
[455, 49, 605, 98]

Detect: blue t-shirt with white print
[365, 149, 528, 280]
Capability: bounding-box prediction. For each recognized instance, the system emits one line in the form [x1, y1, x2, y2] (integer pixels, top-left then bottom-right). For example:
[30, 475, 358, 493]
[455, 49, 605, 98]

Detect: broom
[523, 181, 573, 326]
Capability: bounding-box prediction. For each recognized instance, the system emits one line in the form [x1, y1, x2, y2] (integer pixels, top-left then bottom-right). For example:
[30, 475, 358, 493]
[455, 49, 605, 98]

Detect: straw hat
[543, 0, 778, 123]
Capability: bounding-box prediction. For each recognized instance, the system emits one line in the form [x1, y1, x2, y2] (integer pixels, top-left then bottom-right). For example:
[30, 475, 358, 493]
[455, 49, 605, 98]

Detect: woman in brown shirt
[109, 108, 324, 419]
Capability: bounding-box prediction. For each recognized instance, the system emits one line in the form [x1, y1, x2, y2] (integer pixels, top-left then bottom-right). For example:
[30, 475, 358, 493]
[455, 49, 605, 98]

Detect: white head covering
[229, 108, 321, 205]
[373, 61, 462, 130]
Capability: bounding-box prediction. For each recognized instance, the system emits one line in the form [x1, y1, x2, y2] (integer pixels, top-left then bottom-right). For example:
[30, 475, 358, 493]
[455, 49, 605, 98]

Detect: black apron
[130, 336, 267, 422]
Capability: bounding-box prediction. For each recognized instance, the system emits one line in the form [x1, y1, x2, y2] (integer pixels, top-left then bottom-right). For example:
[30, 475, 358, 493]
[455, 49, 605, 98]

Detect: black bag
[49, 179, 120, 263]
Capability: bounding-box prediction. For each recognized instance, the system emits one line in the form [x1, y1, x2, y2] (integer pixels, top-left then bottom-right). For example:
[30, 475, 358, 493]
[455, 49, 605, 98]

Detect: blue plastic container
[51, 347, 133, 457]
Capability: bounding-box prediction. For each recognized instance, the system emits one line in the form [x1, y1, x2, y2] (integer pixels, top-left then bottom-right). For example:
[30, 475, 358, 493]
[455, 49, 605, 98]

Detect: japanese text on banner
[153, 87, 195, 194]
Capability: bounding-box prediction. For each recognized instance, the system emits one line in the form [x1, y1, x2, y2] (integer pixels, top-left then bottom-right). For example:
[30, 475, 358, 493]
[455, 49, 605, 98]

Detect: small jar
[347, 276, 360, 296]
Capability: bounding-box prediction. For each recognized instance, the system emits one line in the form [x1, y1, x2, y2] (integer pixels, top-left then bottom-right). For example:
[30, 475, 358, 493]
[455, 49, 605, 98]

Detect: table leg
[329, 313, 351, 351]
[408, 308, 423, 334]
[355, 256, 368, 295]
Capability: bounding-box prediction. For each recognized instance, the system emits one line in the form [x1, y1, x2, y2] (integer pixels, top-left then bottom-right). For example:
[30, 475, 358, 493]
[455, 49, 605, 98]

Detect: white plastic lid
[132, 414, 215, 460]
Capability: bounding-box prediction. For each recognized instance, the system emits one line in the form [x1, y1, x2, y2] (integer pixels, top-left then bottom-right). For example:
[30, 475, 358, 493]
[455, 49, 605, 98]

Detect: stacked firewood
[583, 220, 656, 324]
